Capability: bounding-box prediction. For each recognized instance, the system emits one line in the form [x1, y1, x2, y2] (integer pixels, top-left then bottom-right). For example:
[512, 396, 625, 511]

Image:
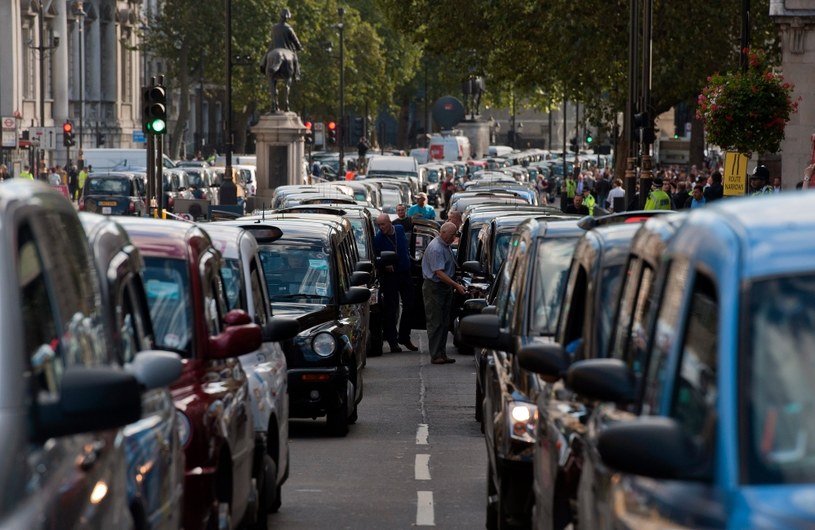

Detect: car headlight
[176, 410, 192, 448]
[508, 401, 537, 443]
[312, 332, 338, 357]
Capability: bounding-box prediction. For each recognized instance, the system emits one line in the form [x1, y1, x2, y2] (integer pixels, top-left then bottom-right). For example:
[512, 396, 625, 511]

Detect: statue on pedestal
[462, 74, 486, 120]
[260, 8, 302, 113]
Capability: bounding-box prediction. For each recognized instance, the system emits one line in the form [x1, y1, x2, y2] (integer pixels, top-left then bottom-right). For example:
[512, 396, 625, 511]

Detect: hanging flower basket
[696, 49, 799, 155]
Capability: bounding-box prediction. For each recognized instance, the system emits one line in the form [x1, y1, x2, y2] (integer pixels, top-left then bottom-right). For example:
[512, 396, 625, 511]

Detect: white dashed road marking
[416, 423, 429, 445]
[416, 491, 435, 526]
[415, 454, 431, 480]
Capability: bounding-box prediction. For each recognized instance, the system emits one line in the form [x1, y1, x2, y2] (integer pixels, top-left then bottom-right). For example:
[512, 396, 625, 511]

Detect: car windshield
[221, 258, 243, 310]
[380, 189, 400, 213]
[142, 257, 192, 356]
[187, 171, 206, 188]
[257, 244, 334, 303]
[426, 169, 440, 183]
[87, 177, 129, 196]
[743, 274, 815, 485]
[529, 238, 578, 336]
[348, 218, 368, 259]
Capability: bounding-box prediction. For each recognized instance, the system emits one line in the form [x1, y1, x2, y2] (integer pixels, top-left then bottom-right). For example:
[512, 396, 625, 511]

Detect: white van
[428, 134, 471, 162]
[80, 148, 176, 172]
[366, 155, 420, 195]
[487, 145, 514, 158]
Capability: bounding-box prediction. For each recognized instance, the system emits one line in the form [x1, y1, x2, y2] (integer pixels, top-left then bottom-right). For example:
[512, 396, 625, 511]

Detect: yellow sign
[723, 152, 749, 196]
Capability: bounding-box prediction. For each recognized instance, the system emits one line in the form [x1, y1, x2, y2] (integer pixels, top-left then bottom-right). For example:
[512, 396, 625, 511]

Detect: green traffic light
[147, 119, 167, 134]
[586, 135, 593, 144]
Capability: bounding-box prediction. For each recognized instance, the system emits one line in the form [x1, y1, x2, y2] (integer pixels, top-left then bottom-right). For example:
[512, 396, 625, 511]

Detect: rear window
[87, 177, 130, 195]
[258, 244, 334, 304]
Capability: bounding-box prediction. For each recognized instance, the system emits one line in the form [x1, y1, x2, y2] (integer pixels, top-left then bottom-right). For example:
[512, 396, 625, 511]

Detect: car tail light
[78, 198, 85, 211]
[168, 196, 175, 208]
[129, 200, 136, 213]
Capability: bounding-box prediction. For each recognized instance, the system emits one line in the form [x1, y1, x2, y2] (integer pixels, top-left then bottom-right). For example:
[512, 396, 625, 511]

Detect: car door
[408, 220, 440, 329]
[610, 262, 726, 529]
[18, 210, 131, 529]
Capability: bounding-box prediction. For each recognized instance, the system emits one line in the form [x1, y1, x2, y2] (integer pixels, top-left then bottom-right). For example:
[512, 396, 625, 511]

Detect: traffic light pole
[147, 134, 155, 216]
[338, 7, 345, 173]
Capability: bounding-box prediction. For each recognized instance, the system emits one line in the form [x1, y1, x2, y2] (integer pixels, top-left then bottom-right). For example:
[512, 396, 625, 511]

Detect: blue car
[561, 193, 815, 528]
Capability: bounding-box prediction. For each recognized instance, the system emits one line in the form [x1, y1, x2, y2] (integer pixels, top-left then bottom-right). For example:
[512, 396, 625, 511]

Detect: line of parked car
[457, 187, 815, 529]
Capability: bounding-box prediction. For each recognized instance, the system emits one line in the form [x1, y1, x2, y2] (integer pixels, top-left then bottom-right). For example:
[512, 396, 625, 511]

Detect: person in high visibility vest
[18, 165, 34, 180]
[749, 165, 774, 196]
[565, 176, 577, 199]
[581, 187, 596, 215]
[644, 178, 673, 210]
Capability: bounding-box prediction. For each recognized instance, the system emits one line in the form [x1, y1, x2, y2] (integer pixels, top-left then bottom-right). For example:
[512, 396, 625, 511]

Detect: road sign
[132, 130, 146, 143]
[723, 151, 749, 196]
[2, 131, 16, 148]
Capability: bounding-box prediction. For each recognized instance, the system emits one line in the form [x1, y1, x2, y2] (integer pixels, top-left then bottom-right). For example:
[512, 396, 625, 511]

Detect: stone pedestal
[458, 119, 490, 159]
[251, 113, 307, 199]
[771, 1, 815, 186]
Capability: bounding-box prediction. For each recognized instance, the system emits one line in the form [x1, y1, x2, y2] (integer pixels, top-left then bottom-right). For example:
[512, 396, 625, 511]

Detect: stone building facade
[771, 0, 815, 184]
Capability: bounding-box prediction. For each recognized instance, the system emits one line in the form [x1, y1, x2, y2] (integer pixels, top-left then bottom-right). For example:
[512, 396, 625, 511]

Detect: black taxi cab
[232, 213, 371, 436]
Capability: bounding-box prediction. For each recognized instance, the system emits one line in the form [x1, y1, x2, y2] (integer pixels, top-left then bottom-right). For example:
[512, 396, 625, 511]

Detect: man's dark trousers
[381, 271, 414, 344]
[422, 279, 453, 361]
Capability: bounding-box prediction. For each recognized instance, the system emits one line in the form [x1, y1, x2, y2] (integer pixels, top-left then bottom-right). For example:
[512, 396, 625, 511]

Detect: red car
[118, 217, 263, 530]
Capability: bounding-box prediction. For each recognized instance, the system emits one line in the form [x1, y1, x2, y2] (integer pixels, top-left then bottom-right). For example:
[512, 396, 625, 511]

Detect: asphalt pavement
[269, 331, 486, 529]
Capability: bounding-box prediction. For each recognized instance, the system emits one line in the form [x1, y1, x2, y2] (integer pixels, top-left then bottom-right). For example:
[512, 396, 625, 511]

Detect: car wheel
[487, 465, 498, 530]
[326, 406, 349, 437]
[368, 318, 383, 357]
[475, 383, 483, 424]
[254, 454, 277, 525]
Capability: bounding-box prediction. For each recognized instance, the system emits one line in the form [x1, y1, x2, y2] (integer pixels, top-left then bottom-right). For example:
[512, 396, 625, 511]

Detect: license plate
[102, 206, 112, 214]
[99, 201, 117, 206]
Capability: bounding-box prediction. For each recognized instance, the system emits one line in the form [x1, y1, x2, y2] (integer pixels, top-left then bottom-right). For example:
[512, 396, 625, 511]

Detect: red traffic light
[304, 121, 312, 130]
[63, 121, 73, 133]
[327, 121, 336, 130]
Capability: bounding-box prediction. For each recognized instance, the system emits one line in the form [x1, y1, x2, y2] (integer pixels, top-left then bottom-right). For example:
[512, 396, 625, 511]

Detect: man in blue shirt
[373, 213, 417, 353]
[407, 192, 436, 220]
[421, 222, 466, 364]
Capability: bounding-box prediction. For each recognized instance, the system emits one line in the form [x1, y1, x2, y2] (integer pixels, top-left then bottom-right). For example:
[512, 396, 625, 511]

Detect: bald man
[421, 222, 466, 364]
[373, 213, 416, 352]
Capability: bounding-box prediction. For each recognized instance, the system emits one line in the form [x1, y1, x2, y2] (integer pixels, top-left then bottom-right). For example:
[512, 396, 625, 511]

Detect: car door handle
[78, 440, 106, 471]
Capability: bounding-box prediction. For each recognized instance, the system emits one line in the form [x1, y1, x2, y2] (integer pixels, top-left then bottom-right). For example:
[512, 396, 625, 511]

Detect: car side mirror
[458, 313, 515, 353]
[481, 305, 498, 315]
[355, 260, 374, 273]
[462, 298, 488, 314]
[263, 316, 300, 342]
[517, 342, 567, 381]
[567, 358, 638, 404]
[126, 350, 183, 390]
[598, 417, 712, 482]
[350, 271, 371, 287]
[33, 366, 142, 442]
[341, 286, 370, 305]
[377, 251, 397, 267]
[208, 310, 263, 358]
[462, 260, 485, 275]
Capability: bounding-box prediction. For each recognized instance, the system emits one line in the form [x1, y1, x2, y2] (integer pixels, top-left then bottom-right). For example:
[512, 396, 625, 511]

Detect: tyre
[326, 406, 348, 437]
[368, 316, 383, 357]
[475, 383, 483, 424]
[487, 466, 498, 530]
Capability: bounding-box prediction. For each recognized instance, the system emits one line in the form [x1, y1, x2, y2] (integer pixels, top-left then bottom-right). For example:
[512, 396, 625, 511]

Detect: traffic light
[62, 121, 75, 147]
[585, 133, 593, 144]
[142, 84, 167, 135]
[304, 121, 313, 144]
[569, 137, 578, 153]
[327, 121, 337, 145]
[352, 117, 364, 141]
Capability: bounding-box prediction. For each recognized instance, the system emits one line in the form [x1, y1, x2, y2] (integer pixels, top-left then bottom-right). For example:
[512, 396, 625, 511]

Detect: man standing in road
[374, 213, 417, 353]
[393, 203, 414, 234]
[408, 192, 436, 220]
[422, 222, 466, 365]
[749, 165, 774, 196]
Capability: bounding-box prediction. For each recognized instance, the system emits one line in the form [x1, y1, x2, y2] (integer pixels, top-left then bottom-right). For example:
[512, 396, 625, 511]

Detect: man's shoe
[443, 357, 456, 364]
[399, 339, 419, 351]
[431, 357, 447, 365]
[388, 342, 402, 353]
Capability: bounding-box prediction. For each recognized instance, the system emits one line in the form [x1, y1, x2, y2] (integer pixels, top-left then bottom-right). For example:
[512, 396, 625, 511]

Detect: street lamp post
[74, 1, 86, 153]
[337, 7, 345, 174]
[28, 0, 60, 174]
